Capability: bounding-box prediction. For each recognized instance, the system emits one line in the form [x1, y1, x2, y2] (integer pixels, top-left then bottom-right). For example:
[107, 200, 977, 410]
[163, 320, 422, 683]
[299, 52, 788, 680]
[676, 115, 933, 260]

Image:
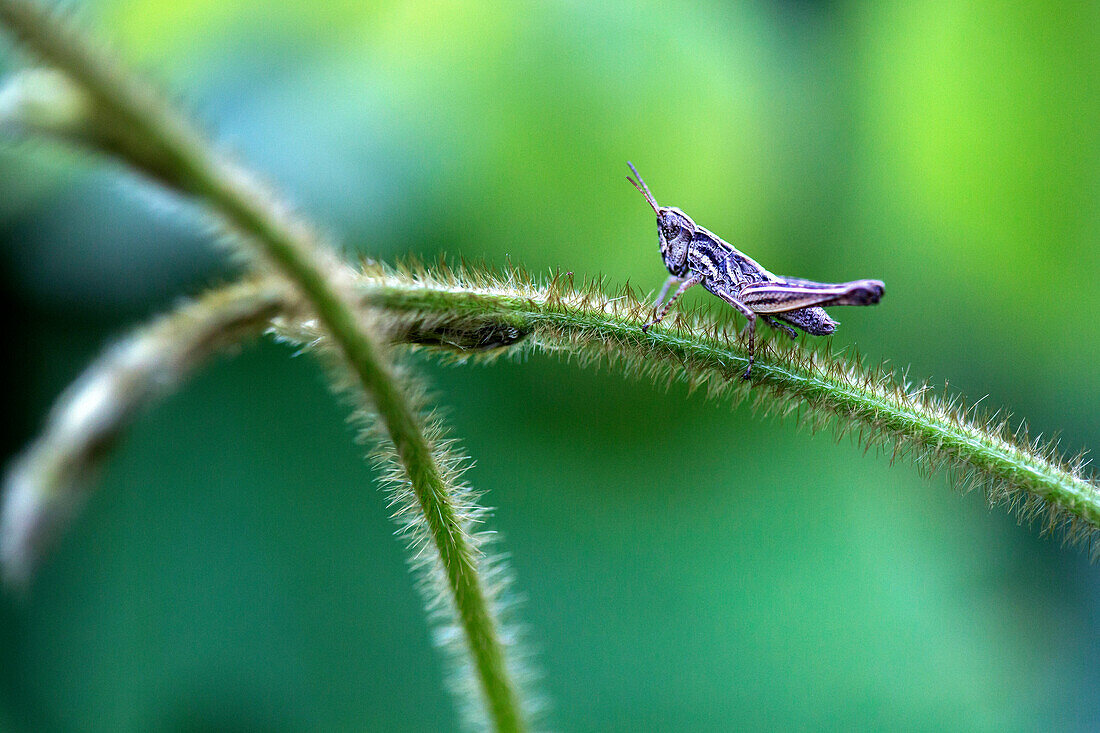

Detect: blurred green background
[2, 0, 1100, 730]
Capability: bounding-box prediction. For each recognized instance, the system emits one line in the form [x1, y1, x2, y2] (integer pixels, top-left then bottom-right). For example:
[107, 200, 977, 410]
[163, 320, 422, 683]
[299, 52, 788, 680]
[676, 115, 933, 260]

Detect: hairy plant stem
[349, 264, 1099, 542]
[0, 1, 527, 728]
[10, 268, 1096, 592]
[2, 279, 285, 587]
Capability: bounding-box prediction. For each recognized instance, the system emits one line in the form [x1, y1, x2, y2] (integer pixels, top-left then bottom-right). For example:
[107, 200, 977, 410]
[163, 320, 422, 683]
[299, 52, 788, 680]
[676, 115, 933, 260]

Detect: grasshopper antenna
[626, 161, 660, 213]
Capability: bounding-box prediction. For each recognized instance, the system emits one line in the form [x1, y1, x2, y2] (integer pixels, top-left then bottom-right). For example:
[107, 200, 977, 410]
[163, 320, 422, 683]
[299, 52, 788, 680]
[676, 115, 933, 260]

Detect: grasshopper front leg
[643, 273, 703, 333]
[651, 275, 682, 313]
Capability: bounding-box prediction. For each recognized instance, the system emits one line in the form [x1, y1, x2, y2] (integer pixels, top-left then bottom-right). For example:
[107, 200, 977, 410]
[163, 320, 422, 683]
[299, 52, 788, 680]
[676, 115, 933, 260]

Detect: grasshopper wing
[739, 278, 884, 313]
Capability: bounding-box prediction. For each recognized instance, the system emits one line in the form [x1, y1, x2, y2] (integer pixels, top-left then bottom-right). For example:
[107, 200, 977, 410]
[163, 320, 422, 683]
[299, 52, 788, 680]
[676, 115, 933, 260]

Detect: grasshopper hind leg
[762, 315, 797, 340]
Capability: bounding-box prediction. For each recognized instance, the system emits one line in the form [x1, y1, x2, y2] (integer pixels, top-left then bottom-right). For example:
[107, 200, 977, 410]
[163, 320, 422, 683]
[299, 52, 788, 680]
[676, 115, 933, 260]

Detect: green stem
[0, 2, 526, 728]
[2, 279, 285, 587]
[350, 264, 1099, 541]
[10, 266, 1096, 588]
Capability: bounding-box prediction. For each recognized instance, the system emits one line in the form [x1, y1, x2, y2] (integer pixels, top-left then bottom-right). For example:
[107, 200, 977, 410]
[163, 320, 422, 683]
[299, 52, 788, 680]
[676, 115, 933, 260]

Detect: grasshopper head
[653, 206, 694, 271]
[655, 206, 693, 243]
[627, 162, 694, 274]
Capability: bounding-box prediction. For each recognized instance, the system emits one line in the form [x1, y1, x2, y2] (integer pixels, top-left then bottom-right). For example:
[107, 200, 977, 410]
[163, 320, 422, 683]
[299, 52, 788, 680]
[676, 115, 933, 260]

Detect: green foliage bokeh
[2, 1, 1099, 730]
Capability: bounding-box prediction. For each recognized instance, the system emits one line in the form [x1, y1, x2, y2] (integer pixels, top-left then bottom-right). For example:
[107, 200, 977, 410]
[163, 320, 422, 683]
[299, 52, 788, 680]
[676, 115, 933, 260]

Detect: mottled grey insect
[628, 162, 884, 378]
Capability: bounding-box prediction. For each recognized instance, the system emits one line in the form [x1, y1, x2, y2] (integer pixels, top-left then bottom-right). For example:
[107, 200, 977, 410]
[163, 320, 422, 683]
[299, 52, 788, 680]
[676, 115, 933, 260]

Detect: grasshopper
[627, 162, 884, 378]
